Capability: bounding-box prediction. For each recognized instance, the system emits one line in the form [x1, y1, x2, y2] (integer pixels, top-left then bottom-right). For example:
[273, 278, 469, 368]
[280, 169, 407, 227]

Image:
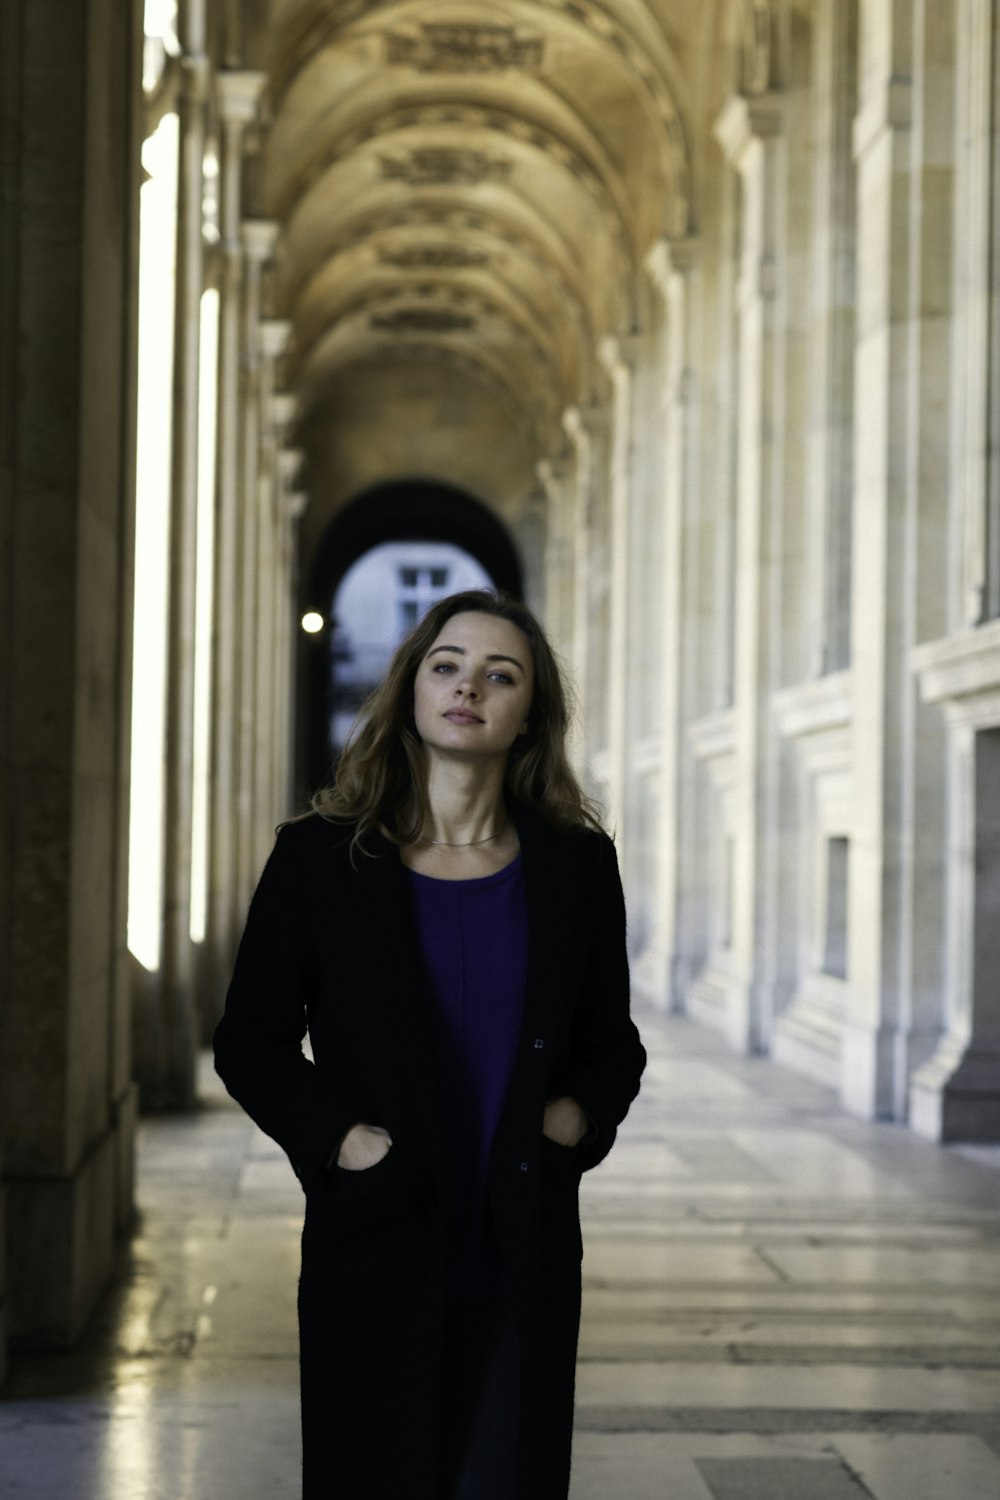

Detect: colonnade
[1, 0, 143, 1364]
[1, 0, 997, 1385]
[134, 32, 304, 1112]
[543, 0, 1000, 1143]
[0, 0, 304, 1359]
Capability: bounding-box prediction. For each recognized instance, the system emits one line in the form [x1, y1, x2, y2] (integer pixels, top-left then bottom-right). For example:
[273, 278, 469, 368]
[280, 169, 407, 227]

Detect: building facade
[1, 0, 998, 1372]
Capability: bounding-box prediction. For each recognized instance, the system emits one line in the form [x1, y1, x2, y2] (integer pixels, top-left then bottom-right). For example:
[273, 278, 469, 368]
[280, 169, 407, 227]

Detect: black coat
[213, 801, 645, 1499]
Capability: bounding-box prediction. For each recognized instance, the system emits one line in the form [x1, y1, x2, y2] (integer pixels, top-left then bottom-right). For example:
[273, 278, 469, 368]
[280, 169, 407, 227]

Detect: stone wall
[0, 0, 142, 1358]
[555, 0, 1000, 1141]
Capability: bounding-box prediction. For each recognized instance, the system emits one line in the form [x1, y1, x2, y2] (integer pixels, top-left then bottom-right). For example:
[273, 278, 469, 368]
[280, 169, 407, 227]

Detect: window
[397, 563, 451, 634]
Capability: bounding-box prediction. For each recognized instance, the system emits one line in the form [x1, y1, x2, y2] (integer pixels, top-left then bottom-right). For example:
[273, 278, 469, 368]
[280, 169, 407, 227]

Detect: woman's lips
[444, 710, 482, 723]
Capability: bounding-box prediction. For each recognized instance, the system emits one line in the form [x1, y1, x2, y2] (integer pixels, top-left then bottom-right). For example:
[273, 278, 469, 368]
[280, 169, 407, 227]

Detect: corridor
[2, 1009, 998, 1500]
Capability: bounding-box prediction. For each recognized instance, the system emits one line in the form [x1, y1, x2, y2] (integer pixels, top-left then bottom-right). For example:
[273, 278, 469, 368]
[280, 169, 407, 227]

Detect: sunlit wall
[127, 112, 179, 972]
[189, 287, 219, 945]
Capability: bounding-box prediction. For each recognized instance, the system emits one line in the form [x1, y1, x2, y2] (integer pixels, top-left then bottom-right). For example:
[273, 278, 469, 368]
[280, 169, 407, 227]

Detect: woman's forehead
[428, 611, 532, 658]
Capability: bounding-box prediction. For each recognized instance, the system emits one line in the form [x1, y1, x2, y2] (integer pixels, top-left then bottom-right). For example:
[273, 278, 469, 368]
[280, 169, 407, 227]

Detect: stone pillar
[907, 0, 1000, 1141]
[252, 320, 292, 871]
[911, 628, 1000, 1139]
[560, 407, 594, 758]
[537, 448, 575, 664]
[954, 0, 1000, 626]
[270, 396, 300, 823]
[236, 221, 279, 911]
[641, 239, 699, 1009]
[0, 0, 142, 1350]
[598, 336, 638, 849]
[713, 91, 786, 1052]
[805, 0, 858, 677]
[147, 0, 210, 1111]
[845, 0, 953, 1118]
[205, 70, 263, 1027]
[563, 403, 610, 790]
[284, 488, 310, 814]
[271, 444, 303, 828]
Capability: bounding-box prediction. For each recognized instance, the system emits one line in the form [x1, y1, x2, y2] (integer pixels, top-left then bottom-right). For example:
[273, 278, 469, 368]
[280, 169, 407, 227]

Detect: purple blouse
[405, 854, 528, 1304]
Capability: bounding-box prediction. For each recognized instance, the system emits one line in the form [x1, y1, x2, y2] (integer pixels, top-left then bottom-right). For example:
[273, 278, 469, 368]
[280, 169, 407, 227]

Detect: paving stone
[2, 1008, 999, 1499]
[695, 1455, 874, 1499]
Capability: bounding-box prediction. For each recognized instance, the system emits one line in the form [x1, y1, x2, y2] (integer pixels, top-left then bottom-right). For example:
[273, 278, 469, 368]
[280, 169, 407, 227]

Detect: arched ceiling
[251, 0, 766, 495]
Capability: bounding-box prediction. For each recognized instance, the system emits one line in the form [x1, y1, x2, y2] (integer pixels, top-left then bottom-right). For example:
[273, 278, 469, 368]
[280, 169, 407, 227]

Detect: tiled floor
[2, 1008, 999, 1498]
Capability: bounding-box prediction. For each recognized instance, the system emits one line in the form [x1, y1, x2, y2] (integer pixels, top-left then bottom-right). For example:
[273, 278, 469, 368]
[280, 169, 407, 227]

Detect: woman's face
[412, 611, 535, 764]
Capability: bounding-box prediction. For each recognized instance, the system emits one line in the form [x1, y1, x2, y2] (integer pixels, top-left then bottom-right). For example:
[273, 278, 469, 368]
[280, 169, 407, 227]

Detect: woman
[213, 589, 645, 1499]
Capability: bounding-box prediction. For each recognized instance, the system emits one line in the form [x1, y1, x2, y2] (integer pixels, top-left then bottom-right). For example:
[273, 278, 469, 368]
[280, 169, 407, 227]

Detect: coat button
[520, 1161, 529, 1172]
[533, 1037, 544, 1049]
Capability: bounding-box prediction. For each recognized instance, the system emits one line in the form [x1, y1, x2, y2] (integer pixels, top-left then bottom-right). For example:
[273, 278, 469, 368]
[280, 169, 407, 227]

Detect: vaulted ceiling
[246, 0, 765, 530]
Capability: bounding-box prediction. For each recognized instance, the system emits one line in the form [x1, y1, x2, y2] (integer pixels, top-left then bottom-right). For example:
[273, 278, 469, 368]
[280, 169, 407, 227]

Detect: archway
[297, 479, 524, 799]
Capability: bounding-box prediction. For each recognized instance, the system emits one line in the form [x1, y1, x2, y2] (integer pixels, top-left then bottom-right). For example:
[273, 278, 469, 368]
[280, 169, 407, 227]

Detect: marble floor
[2, 1009, 999, 1499]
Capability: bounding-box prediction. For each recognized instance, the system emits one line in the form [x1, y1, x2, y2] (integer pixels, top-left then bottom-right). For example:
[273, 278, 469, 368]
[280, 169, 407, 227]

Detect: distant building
[329, 542, 493, 752]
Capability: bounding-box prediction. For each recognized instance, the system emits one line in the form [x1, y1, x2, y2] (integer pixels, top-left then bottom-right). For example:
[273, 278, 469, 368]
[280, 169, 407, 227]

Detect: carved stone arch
[289, 199, 596, 356]
[269, 0, 692, 240]
[293, 276, 561, 390]
[291, 222, 589, 401]
[272, 96, 639, 299]
[306, 477, 525, 611]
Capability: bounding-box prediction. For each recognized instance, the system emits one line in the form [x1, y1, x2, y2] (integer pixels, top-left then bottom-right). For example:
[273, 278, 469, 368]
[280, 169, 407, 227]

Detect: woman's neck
[419, 758, 508, 846]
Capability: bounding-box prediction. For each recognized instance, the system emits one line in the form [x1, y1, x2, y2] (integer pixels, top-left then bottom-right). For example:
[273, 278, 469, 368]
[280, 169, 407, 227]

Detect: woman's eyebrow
[427, 645, 525, 672]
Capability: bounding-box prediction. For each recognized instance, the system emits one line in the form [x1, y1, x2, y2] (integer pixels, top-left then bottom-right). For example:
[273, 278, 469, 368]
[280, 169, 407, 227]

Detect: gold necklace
[423, 820, 507, 848]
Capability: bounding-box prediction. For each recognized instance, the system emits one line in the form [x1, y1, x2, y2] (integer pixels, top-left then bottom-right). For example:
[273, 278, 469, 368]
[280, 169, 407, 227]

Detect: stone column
[954, 0, 1000, 625]
[805, 0, 858, 677]
[641, 239, 699, 1009]
[907, 0, 1000, 1140]
[713, 91, 786, 1052]
[205, 70, 263, 1026]
[845, 0, 953, 1118]
[284, 488, 310, 813]
[536, 448, 574, 664]
[911, 629, 1000, 1139]
[598, 336, 638, 850]
[270, 396, 300, 823]
[0, 0, 142, 1350]
[560, 407, 594, 757]
[272, 444, 303, 827]
[251, 320, 292, 871]
[236, 221, 279, 911]
[562, 403, 610, 788]
[150, 0, 210, 1111]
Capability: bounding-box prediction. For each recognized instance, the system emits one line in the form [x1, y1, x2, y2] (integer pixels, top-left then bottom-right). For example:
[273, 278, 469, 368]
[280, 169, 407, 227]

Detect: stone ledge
[630, 736, 662, 777]
[773, 670, 852, 741]
[912, 620, 1000, 721]
[688, 709, 736, 764]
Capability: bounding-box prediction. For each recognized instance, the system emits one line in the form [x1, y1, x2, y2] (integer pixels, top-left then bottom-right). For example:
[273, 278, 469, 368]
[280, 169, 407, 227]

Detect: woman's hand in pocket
[542, 1096, 588, 1148]
[335, 1123, 393, 1171]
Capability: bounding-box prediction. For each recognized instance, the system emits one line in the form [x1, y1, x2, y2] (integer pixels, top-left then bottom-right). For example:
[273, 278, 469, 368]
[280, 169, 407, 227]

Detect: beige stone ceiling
[251, 0, 760, 511]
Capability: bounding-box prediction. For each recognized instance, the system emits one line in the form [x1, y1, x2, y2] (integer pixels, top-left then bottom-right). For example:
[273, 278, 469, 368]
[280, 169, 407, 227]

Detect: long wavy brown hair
[312, 589, 604, 850]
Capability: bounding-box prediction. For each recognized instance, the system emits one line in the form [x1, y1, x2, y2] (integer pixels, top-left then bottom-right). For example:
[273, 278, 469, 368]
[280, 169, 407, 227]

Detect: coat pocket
[538, 1134, 584, 1265]
[302, 1142, 430, 1285]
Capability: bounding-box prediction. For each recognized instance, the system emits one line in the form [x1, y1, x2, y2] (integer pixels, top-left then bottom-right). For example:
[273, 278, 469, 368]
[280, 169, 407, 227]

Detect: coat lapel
[344, 827, 440, 1063]
[510, 804, 580, 1043]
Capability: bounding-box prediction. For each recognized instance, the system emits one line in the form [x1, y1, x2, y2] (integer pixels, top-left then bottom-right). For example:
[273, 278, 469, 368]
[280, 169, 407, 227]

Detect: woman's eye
[432, 662, 457, 673]
[489, 672, 514, 685]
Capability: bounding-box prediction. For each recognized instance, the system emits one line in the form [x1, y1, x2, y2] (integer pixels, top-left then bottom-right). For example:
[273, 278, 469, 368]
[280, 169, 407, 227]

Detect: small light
[301, 611, 325, 635]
